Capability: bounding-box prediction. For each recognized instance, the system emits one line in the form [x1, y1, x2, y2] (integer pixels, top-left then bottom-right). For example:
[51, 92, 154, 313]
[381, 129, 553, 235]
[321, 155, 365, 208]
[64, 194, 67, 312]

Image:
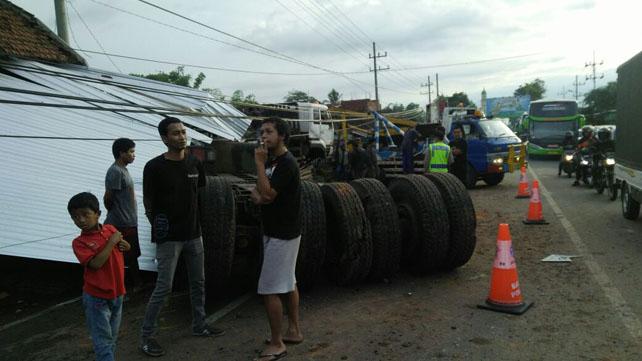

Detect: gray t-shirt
[104, 163, 137, 227]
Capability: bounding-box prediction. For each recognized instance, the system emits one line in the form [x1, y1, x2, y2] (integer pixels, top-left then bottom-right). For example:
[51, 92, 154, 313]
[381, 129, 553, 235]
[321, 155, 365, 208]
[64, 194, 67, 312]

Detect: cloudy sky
[13, 0, 642, 107]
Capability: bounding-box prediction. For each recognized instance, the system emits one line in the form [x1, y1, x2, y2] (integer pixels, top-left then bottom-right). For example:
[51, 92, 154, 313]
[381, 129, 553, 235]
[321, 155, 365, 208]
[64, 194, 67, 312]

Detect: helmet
[597, 127, 611, 142]
[564, 131, 574, 139]
[581, 125, 594, 137]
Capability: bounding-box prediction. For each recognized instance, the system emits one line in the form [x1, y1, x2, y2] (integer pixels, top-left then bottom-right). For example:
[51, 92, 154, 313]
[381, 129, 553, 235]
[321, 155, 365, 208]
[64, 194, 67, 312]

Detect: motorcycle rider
[558, 131, 576, 176]
[594, 127, 615, 154]
[573, 125, 596, 186]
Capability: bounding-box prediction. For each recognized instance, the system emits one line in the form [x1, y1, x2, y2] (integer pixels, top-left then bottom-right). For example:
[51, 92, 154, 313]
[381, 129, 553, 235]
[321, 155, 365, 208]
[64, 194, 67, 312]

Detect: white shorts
[257, 235, 301, 295]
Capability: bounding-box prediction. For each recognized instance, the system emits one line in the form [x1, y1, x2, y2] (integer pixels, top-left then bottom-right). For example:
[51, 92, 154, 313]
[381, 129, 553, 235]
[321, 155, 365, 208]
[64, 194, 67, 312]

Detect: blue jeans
[82, 292, 123, 361]
[141, 237, 206, 339]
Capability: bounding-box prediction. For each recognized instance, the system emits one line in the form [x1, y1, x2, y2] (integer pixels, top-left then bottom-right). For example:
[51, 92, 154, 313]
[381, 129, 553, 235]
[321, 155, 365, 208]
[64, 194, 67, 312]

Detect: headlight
[581, 160, 589, 166]
[565, 155, 573, 161]
[515, 156, 521, 161]
[492, 158, 504, 165]
[606, 158, 615, 165]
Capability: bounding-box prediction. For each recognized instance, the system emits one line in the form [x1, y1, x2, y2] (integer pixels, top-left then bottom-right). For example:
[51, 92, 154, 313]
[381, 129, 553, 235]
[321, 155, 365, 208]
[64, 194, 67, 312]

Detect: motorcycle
[594, 152, 616, 197]
[558, 148, 575, 178]
[575, 148, 593, 186]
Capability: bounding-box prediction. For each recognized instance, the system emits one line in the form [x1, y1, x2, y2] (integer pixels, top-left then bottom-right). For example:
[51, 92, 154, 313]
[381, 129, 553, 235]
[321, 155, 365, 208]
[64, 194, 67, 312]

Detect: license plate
[546, 144, 559, 148]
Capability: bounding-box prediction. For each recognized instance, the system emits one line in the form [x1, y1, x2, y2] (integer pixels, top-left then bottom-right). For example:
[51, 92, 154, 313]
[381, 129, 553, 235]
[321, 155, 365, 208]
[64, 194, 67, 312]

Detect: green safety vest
[428, 141, 450, 173]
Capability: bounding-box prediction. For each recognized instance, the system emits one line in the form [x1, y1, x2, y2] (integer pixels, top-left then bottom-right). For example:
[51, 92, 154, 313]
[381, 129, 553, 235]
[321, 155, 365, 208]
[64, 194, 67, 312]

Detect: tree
[514, 78, 546, 101]
[406, 102, 420, 110]
[381, 103, 406, 113]
[284, 90, 317, 103]
[446, 92, 476, 107]
[581, 81, 616, 124]
[203, 87, 225, 101]
[327, 88, 342, 105]
[229, 89, 258, 105]
[130, 66, 206, 89]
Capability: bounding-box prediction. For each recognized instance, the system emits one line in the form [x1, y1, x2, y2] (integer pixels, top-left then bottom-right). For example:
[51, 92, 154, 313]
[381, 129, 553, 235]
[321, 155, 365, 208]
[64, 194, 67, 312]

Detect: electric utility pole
[435, 73, 440, 98]
[369, 42, 389, 111]
[420, 75, 433, 104]
[572, 75, 585, 101]
[54, 0, 70, 45]
[585, 51, 604, 91]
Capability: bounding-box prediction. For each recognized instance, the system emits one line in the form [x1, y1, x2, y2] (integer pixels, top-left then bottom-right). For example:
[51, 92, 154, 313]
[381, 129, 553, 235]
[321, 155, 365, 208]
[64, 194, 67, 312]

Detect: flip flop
[255, 350, 287, 361]
[264, 337, 304, 345]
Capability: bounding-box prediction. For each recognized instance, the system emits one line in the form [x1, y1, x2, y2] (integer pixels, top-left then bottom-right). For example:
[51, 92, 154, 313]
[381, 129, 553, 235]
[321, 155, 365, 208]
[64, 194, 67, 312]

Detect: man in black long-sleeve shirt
[139, 117, 224, 357]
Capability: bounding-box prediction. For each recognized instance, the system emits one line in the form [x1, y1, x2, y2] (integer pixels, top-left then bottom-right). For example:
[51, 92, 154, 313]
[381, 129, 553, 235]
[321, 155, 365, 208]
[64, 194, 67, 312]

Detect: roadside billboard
[486, 95, 531, 119]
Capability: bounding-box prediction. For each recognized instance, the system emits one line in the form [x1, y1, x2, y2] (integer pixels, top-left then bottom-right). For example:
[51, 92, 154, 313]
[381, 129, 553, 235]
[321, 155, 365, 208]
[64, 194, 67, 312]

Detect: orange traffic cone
[478, 224, 533, 315]
[523, 180, 548, 225]
[515, 166, 530, 198]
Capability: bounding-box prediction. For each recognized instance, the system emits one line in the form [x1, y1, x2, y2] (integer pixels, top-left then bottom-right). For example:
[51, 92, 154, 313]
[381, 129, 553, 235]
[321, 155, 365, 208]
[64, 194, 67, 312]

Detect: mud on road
[1, 167, 641, 360]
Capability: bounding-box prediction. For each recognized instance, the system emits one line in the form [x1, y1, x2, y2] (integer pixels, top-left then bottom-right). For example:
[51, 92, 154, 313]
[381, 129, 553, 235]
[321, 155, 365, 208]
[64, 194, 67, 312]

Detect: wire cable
[67, 0, 122, 72]
[134, 0, 370, 92]
[72, 49, 334, 76]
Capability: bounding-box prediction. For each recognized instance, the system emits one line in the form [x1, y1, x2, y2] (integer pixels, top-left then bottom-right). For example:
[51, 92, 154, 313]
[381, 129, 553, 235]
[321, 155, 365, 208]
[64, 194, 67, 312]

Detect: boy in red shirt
[69, 192, 130, 361]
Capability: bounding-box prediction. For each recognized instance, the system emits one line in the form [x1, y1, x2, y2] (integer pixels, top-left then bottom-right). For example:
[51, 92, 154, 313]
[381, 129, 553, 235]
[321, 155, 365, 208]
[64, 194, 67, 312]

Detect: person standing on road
[449, 126, 468, 183]
[251, 117, 303, 361]
[401, 126, 419, 173]
[69, 192, 130, 361]
[425, 126, 453, 173]
[139, 117, 224, 357]
[348, 138, 369, 179]
[104, 138, 142, 290]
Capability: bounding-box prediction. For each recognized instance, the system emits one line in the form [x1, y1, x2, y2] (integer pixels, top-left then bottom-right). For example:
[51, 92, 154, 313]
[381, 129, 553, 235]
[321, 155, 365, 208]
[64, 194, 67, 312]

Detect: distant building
[336, 99, 380, 113]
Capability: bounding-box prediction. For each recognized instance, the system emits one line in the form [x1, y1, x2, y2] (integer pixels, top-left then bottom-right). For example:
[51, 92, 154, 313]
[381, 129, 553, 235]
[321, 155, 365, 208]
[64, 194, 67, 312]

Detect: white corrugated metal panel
[0, 59, 253, 271]
[3, 60, 251, 140]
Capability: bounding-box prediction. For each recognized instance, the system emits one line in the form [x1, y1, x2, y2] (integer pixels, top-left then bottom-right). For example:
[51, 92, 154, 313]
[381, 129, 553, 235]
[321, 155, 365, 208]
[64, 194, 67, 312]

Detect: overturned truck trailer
[201, 139, 477, 293]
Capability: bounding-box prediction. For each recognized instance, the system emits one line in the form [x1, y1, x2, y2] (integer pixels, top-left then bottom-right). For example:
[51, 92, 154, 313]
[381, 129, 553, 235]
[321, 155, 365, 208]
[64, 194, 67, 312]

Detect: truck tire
[296, 181, 327, 289]
[621, 182, 640, 220]
[482, 173, 504, 186]
[350, 178, 401, 280]
[321, 183, 373, 285]
[200, 176, 236, 291]
[464, 163, 477, 189]
[387, 175, 449, 274]
[425, 173, 477, 269]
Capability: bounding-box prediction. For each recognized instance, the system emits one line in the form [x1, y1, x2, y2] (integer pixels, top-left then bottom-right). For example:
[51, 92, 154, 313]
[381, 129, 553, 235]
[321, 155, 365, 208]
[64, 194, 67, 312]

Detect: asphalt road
[529, 159, 642, 331]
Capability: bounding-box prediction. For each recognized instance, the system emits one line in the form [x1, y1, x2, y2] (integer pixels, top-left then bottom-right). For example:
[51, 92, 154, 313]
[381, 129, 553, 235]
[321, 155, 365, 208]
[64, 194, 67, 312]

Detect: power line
[88, 0, 369, 92]
[303, 0, 418, 91]
[89, 0, 299, 65]
[134, 0, 369, 92]
[72, 49, 336, 76]
[67, 0, 121, 72]
[316, 1, 422, 88]
[272, 0, 371, 75]
[63, 0, 90, 58]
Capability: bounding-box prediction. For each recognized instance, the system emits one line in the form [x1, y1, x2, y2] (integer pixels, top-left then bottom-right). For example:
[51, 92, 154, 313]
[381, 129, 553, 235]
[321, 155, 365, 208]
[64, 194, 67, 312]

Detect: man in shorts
[251, 117, 303, 361]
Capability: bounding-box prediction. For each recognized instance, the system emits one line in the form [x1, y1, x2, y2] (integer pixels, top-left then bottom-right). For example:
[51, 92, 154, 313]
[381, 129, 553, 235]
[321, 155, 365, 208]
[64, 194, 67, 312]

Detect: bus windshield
[531, 120, 578, 138]
[530, 102, 578, 117]
[478, 120, 514, 138]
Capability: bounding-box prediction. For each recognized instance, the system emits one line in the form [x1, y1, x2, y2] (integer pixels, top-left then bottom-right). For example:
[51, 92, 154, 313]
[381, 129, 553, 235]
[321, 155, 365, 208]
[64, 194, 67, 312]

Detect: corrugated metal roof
[0, 60, 251, 271]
